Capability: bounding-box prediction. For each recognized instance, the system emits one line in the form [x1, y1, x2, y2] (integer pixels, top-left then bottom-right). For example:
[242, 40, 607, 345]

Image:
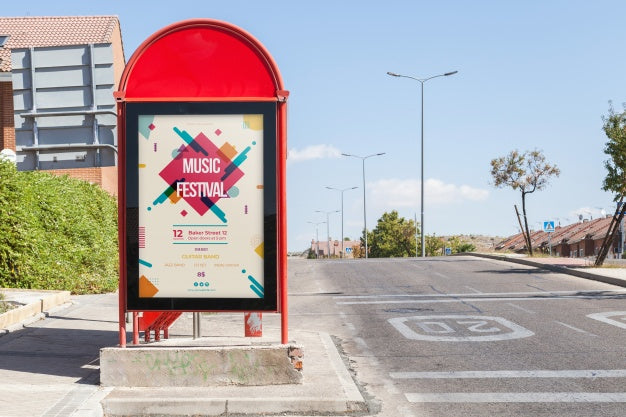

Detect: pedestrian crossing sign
[543, 221, 555, 233]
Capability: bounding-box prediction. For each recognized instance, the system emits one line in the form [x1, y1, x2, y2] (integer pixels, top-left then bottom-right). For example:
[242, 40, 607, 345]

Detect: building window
[579, 249, 584, 257]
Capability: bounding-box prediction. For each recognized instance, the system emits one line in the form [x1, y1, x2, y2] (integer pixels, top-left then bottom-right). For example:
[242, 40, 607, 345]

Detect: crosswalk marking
[391, 369, 626, 379]
[405, 392, 626, 403]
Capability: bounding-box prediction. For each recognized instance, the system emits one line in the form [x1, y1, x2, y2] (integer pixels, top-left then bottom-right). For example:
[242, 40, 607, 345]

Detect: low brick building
[310, 239, 361, 258]
[496, 216, 622, 259]
[0, 16, 125, 195]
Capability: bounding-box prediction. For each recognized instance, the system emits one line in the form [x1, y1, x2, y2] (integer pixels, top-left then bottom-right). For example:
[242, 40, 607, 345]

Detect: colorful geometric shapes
[138, 229, 146, 249]
[180, 210, 188, 217]
[243, 114, 263, 131]
[138, 163, 146, 168]
[221, 146, 250, 181]
[153, 179, 183, 206]
[254, 242, 264, 259]
[173, 127, 208, 156]
[218, 142, 238, 160]
[227, 186, 240, 198]
[139, 115, 156, 140]
[139, 275, 159, 298]
[139, 258, 152, 268]
[214, 129, 222, 136]
[246, 271, 264, 298]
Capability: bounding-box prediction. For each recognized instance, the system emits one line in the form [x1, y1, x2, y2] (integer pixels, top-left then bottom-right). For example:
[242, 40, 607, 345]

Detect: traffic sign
[543, 221, 555, 233]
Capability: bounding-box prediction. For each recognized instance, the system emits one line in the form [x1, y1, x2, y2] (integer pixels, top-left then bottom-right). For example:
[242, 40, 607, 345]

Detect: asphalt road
[288, 256, 626, 417]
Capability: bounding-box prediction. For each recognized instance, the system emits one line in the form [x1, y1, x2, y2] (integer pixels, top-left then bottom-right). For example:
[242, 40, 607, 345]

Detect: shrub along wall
[0, 161, 118, 294]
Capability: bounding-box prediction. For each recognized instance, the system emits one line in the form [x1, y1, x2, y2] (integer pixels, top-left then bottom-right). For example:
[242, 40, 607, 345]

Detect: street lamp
[307, 221, 326, 259]
[315, 210, 340, 258]
[326, 186, 358, 258]
[341, 152, 386, 259]
[387, 70, 458, 257]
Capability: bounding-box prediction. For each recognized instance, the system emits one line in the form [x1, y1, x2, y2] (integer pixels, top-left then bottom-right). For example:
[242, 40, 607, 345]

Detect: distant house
[311, 239, 361, 258]
[0, 16, 125, 195]
[496, 216, 622, 259]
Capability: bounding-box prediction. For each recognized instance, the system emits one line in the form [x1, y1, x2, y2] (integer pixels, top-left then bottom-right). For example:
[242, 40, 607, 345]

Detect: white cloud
[568, 206, 609, 222]
[369, 178, 489, 208]
[287, 144, 341, 162]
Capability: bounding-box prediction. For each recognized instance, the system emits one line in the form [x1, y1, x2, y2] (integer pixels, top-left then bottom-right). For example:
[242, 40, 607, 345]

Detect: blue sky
[6, 1, 624, 251]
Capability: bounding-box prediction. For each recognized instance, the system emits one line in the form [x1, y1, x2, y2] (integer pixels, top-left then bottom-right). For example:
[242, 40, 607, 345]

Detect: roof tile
[0, 16, 119, 49]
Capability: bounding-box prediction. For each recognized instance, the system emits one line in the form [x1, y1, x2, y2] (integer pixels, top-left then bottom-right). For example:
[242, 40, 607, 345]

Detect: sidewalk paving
[1, 254, 625, 416]
[0, 292, 366, 417]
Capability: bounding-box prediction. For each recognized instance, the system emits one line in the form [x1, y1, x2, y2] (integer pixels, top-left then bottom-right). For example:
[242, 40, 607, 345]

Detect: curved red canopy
[118, 19, 284, 100]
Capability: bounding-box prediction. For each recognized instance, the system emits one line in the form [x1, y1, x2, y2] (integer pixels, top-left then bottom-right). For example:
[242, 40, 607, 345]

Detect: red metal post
[117, 101, 127, 348]
[133, 312, 139, 345]
[279, 98, 288, 344]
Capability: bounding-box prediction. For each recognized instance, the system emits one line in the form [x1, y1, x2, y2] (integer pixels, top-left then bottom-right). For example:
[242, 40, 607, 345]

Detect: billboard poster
[125, 102, 277, 311]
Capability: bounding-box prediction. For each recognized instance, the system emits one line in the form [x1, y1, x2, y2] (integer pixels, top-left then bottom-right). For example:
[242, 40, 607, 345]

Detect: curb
[467, 253, 626, 288]
[0, 289, 71, 333]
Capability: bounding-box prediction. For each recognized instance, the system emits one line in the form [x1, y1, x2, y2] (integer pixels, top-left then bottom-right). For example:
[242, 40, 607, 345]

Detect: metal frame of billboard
[124, 101, 278, 312]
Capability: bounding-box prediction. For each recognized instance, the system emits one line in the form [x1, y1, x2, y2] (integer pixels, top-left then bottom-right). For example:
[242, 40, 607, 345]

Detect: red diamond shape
[215, 129, 222, 136]
[180, 210, 188, 217]
[149, 123, 156, 130]
[160, 132, 244, 217]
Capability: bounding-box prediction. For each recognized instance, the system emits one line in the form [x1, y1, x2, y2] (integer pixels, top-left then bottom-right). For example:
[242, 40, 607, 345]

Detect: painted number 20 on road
[388, 315, 534, 342]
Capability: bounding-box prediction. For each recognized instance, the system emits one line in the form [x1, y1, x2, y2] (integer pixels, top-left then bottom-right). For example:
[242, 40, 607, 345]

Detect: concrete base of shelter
[100, 332, 367, 416]
[100, 341, 303, 387]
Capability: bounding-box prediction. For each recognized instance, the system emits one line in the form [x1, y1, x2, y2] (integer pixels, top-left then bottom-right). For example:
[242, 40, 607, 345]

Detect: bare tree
[490, 149, 560, 256]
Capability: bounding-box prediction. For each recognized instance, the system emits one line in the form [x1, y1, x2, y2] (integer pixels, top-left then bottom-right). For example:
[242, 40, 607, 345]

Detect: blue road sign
[543, 221, 555, 233]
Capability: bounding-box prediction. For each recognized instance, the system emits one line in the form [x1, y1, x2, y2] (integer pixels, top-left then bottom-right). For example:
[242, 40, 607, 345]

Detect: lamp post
[315, 210, 339, 258]
[307, 221, 326, 259]
[387, 70, 457, 257]
[341, 152, 386, 259]
[326, 186, 358, 258]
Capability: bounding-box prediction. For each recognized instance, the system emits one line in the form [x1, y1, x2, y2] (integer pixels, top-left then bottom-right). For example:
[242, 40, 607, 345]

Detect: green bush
[0, 161, 118, 294]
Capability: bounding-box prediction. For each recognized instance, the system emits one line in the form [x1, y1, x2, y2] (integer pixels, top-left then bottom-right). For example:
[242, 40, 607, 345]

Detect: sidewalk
[469, 253, 626, 288]
[0, 292, 367, 417]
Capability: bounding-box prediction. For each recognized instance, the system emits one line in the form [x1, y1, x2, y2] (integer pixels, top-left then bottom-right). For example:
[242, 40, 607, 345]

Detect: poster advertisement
[135, 110, 269, 302]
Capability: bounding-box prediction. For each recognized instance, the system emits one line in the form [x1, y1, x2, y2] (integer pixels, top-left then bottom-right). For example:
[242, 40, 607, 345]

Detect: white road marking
[554, 321, 598, 336]
[587, 311, 626, 330]
[433, 272, 450, 280]
[390, 369, 626, 379]
[388, 315, 533, 342]
[383, 378, 400, 394]
[405, 392, 626, 403]
[507, 303, 535, 314]
[337, 295, 622, 305]
[334, 290, 625, 300]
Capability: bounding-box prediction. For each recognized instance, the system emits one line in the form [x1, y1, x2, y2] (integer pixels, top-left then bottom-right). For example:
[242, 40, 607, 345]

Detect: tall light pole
[315, 210, 339, 258]
[387, 70, 458, 257]
[326, 186, 358, 258]
[341, 152, 385, 259]
[307, 221, 326, 259]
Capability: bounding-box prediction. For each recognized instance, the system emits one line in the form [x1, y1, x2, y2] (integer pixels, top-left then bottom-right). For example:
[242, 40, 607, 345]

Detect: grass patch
[0, 161, 118, 294]
[0, 292, 13, 314]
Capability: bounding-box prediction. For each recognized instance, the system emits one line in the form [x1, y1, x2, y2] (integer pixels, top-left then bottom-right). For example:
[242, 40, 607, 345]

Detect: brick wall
[46, 166, 118, 197]
[0, 81, 15, 151]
